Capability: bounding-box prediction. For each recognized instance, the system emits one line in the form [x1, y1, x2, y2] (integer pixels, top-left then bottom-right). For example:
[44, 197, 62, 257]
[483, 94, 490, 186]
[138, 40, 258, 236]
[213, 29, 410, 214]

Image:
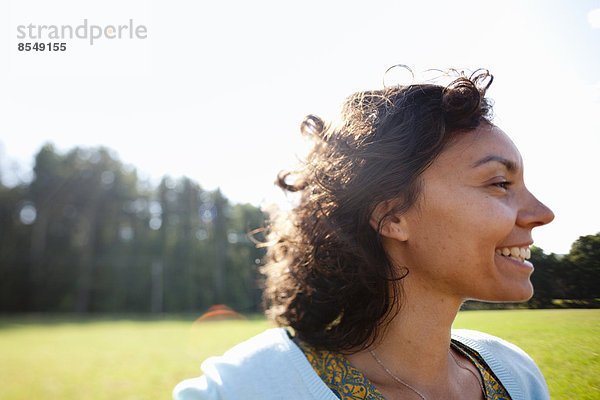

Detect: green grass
[0, 310, 597, 399]
[452, 309, 600, 400]
[0, 315, 273, 400]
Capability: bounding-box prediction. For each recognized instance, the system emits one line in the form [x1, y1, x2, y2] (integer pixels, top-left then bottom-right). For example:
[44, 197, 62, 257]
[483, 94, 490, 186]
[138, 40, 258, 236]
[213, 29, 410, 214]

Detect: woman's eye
[493, 181, 510, 190]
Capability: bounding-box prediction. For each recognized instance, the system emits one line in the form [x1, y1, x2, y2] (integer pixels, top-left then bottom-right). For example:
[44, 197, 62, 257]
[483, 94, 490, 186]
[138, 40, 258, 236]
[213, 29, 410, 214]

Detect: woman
[174, 68, 554, 400]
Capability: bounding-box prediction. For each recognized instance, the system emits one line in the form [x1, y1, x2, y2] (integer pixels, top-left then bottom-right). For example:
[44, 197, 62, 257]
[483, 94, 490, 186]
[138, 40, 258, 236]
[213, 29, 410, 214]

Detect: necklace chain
[369, 349, 427, 400]
[369, 347, 486, 400]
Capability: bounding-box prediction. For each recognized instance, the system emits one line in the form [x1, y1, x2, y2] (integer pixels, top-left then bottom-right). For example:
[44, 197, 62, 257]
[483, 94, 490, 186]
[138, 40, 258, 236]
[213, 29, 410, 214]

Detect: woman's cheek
[476, 196, 516, 230]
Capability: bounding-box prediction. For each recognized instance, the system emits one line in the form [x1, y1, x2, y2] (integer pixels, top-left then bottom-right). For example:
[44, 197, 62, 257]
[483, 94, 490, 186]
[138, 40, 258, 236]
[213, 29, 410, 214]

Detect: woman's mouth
[495, 246, 531, 263]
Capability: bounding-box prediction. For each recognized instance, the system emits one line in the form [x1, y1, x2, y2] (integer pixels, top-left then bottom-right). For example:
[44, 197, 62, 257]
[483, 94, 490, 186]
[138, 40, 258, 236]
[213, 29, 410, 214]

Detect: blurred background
[1, 1, 599, 399]
[0, 0, 599, 314]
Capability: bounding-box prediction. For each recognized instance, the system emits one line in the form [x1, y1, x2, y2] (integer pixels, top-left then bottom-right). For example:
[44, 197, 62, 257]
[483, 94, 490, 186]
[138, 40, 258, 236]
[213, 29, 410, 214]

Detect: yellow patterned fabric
[452, 340, 512, 400]
[292, 336, 512, 400]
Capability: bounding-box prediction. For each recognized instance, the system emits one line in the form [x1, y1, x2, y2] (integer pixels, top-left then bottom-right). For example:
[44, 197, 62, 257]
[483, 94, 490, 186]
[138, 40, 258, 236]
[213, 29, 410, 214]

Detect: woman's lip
[495, 253, 534, 270]
[499, 242, 533, 248]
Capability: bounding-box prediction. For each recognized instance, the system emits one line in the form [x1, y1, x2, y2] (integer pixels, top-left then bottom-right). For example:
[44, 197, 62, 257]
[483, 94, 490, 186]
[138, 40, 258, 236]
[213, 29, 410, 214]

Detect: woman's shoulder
[173, 328, 338, 400]
[211, 327, 296, 361]
[451, 329, 532, 359]
[451, 329, 550, 400]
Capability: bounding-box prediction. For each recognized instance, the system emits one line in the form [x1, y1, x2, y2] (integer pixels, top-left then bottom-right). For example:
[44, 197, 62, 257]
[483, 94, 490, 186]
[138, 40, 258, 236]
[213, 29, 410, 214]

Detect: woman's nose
[517, 190, 555, 229]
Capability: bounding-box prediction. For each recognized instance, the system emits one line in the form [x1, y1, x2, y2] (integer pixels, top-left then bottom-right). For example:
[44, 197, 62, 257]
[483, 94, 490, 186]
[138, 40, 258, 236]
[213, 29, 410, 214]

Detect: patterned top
[292, 335, 512, 400]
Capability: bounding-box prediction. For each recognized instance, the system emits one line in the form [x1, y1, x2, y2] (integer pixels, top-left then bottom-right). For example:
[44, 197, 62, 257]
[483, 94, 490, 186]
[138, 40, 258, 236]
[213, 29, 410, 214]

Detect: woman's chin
[509, 280, 535, 302]
[472, 281, 534, 303]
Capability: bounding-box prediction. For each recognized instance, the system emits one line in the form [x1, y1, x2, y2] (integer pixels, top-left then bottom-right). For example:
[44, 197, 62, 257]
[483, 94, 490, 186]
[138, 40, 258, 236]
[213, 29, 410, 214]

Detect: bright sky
[1, 0, 599, 254]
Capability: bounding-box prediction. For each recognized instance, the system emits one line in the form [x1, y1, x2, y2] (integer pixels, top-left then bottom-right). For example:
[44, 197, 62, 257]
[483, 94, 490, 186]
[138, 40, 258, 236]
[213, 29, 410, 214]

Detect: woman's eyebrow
[470, 155, 518, 172]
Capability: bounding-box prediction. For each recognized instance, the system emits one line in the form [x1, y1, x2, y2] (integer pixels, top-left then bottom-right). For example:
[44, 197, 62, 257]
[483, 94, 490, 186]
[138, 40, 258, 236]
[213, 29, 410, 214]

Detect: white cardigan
[173, 328, 550, 400]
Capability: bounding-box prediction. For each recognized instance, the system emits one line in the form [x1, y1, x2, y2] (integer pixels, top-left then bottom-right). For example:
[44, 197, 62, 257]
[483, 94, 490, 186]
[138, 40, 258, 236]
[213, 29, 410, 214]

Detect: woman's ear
[369, 201, 409, 242]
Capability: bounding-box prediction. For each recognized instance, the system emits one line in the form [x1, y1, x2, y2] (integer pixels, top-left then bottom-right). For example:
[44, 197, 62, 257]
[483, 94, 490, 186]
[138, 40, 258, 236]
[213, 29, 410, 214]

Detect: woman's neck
[346, 276, 467, 398]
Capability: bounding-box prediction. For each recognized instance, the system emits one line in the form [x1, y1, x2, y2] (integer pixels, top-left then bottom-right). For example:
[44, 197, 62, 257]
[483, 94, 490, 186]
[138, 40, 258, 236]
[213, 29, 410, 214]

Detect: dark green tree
[528, 247, 565, 307]
[561, 233, 600, 300]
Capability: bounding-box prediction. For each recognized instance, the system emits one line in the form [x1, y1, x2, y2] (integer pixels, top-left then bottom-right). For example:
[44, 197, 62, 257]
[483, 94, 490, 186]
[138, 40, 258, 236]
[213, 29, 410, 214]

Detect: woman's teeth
[495, 246, 531, 262]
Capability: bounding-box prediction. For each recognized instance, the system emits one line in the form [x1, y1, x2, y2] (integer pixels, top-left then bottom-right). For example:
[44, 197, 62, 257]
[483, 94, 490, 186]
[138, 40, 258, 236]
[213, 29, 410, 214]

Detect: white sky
[1, 0, 599, 254]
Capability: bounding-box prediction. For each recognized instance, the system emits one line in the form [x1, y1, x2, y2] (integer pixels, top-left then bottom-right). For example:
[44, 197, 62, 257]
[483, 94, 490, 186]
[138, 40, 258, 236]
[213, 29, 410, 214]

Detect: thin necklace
[370, 349, 427, 400]
[369, 348, 486, 400]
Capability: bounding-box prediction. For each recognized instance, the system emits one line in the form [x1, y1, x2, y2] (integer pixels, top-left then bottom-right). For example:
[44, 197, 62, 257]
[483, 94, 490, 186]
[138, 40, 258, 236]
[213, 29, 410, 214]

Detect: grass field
[0, 309, 597, 399]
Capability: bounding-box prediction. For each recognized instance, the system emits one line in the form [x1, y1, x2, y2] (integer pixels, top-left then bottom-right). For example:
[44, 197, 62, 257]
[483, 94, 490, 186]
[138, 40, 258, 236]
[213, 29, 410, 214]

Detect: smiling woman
[173, 69, 554, 400]
[391, 123, 554, 305]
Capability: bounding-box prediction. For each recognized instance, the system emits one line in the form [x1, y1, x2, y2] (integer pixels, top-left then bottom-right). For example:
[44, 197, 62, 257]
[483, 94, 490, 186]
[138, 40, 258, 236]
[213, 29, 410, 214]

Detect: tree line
[0, 144, 598, 313]
[527, 236, 599, 308]
[0, 144, 265, 313]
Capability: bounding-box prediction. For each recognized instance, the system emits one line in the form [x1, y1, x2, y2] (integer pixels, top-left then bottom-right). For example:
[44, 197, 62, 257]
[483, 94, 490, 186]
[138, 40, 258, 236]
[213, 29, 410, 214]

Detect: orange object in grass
[194, 304, 246, 322]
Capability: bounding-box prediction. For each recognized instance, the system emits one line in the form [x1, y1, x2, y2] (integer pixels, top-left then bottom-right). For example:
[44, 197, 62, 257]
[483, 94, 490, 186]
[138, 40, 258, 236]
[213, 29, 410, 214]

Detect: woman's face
[394, 123, 554, 302]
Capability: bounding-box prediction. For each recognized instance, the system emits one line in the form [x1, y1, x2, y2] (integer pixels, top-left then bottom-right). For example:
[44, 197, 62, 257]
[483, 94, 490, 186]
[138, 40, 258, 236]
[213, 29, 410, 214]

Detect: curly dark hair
[261, 70, 494, 352]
